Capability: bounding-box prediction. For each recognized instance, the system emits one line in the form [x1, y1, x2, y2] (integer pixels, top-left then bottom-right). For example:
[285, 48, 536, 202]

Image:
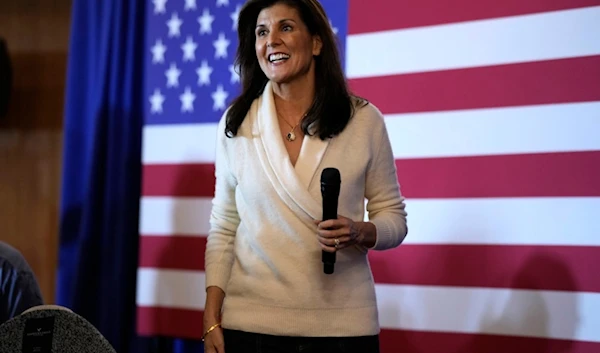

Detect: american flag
[136, 0, 600, 351]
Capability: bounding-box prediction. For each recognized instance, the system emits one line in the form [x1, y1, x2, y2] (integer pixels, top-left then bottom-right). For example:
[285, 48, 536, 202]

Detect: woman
[203, 0, 408, 352]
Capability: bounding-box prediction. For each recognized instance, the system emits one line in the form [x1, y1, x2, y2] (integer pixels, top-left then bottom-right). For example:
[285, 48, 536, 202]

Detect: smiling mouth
[268, 53, 290, 63]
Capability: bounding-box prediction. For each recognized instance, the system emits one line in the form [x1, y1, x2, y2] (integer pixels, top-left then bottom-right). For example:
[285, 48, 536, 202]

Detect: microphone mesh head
[321, 167, 340, 184]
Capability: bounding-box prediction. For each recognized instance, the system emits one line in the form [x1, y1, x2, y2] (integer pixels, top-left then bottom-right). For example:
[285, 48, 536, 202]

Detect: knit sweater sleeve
[204, 114, 240, 291]
[364, 104, 408, 250]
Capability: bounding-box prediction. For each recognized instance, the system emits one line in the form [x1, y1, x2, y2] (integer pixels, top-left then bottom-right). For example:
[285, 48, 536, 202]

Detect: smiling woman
[253, 3, 323, 148]
[201, 1, 408, 352]
[224, 0, 359, 144]
[254, 4, 322, 87]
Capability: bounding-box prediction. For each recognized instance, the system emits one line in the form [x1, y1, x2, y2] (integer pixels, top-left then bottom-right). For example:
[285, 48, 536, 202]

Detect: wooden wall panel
[0, 0, 72, 305]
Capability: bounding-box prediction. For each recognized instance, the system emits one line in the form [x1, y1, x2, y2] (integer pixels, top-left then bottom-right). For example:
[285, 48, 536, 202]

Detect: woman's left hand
[314, 215, 373, 252]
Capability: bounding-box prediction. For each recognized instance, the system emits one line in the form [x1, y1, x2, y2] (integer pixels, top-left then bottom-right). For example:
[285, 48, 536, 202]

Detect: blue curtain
[57, 0, 203, 352]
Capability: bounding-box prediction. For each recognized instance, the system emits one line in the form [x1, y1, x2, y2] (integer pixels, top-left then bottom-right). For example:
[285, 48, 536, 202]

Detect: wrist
[203, 311, 221, 325]
[358, 221, 377, 248]
[202, 322, 222, 341]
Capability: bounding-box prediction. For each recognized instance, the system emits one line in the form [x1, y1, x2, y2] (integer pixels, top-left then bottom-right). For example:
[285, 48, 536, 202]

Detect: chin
[267, 74, 292, 84]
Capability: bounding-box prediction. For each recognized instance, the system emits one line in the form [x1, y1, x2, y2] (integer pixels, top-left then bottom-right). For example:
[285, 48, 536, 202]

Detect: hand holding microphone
[316, 168, 377, 274]
[317, 168, 364, 274]
[316, 214, 362, 252]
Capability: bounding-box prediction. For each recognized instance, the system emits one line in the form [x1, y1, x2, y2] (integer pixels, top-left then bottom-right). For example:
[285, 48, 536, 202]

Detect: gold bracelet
[201, 322, 222, 341]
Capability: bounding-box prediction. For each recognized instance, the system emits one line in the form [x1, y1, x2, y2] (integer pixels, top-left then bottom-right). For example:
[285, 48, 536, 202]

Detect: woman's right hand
[203, 323, 225, 353]
[203, 286, 227, 353]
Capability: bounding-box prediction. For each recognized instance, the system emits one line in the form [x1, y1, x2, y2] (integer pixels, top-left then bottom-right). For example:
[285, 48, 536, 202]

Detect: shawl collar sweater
[205, 81, 408, 337]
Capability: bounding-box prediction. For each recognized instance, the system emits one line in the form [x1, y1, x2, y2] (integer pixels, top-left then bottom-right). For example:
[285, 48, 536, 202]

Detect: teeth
[269, 53, 290, 62]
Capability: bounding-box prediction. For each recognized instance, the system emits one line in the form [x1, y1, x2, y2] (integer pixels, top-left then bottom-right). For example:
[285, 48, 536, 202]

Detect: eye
[282, 24, 292, 31]
[256, 29, 267, 37]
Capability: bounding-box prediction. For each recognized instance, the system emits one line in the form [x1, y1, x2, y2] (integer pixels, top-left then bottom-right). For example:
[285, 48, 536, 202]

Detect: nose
[266, 31, 282, 47]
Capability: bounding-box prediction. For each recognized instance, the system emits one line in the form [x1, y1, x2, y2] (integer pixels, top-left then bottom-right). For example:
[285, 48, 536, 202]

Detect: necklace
[278, 113, 305, 142]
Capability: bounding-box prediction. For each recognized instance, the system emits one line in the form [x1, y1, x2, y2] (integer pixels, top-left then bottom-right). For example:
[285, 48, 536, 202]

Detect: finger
[317, 235, 339, 247]
[318, 227, 348, 239]
[320, 235, 352, 250]
[204, 340, 217, 353]
[320, 242, 337, 253]
[208, 341, 225, 353]
[317, 219, 347, 230]
[317, 235, 335, 248]
[320, 240, 353, 252]
[215, 331, 225, 353]
[216, 343, 226, 353]
[208, 346, 223, 353]
[333, 235, 352, 247]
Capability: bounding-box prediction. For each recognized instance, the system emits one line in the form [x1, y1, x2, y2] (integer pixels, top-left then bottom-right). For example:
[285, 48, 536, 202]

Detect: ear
[312, 35, 322, 56]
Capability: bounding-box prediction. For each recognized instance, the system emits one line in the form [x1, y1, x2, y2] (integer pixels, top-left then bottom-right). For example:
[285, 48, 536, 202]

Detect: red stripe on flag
[397, 151, 600, 198]
[348, 0, 599, 34]
[369, 244, 600, 293]
[142, 164, 215, 197]
[141, 151, 600, 198]
[137, 306, 204, 339]
[136, 237, 600, 292]
[348, 56, 600, 115]
[136, 306, 600, 352]
[138, 235, 206, 271]
[379, 329, 600, 353]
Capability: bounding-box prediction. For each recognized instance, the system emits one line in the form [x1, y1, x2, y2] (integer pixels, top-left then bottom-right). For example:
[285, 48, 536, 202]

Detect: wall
[0, 0, 72, 304]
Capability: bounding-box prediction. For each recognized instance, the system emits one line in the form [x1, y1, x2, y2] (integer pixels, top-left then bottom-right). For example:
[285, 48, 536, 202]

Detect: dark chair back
[0, 305, 116, 353]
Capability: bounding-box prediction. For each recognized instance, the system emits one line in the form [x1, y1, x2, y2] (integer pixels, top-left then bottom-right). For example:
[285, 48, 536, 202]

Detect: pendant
[286, 131, 296, 141]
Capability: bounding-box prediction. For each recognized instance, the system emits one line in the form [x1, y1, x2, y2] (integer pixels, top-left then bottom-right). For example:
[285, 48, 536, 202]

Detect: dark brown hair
[225, 0, 366, 140]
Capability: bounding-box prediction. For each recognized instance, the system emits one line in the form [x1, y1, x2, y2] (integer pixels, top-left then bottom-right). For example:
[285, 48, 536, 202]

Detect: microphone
[321, 167, 341, 275]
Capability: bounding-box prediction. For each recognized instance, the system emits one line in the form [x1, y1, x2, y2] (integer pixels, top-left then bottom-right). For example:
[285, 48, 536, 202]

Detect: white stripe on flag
[139, 197, 214, 236]
[135, 268, 600, 342]
[404, 197, 600, 246]
[346, 6, 600, 78]
[142, 102, 600, 164]
[139, 196, 600, 246]
[375, 283, 600, 343]
[136, 268, 206, 310]
[143, 122, 218, 164]
[387, 102, 600, 159]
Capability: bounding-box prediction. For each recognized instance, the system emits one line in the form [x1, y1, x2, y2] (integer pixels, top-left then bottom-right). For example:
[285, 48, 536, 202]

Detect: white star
[330, 20, 338, 35]
[165, 63, 181, 88]
[181, 36, 197, 61]
[151, 39, 167, 64]
[180, 86, 196, 113]
[211, 84, 229, 111]
[213, 32, 230, 59]
[196, 60, 213, 86]
[230, 4, 241, 30]
[198, 9, 214, 34]
[216, 0, 229, 7]
[149, 89, 165, 114]
[184, 0, 197, 11]
[153, 0, 167, 14]
[229, 64, 240, 84]
[167, 12, 183, 37]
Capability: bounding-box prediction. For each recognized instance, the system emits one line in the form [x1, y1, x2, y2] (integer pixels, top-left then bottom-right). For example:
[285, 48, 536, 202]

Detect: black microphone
[321, 167, 341, 275]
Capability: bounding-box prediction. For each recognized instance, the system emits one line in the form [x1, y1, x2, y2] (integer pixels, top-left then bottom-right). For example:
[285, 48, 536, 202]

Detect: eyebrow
[255, 18, 297, 28]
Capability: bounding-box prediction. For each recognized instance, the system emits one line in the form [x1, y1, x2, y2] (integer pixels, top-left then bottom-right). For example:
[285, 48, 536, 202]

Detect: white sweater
[205, 81, 408, 337]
